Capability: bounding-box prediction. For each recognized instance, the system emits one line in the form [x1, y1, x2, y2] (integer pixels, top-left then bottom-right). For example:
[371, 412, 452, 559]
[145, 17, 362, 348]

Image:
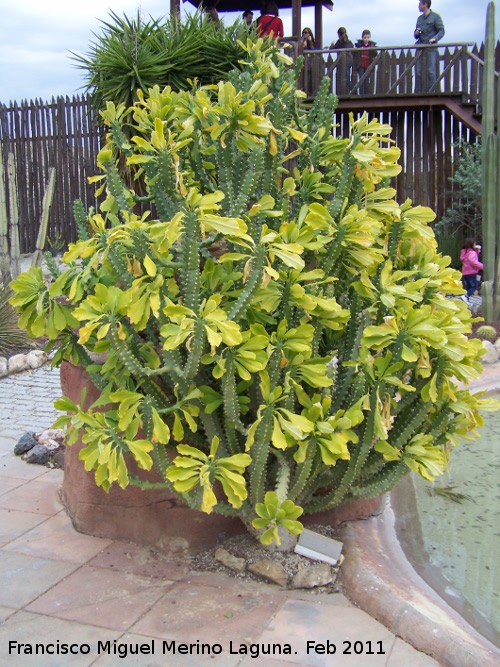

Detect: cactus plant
[10, 39, 497, 548]
[0, 146, 54, 283]
[476, 325, 497, 340]
[481, 2, 500, 322]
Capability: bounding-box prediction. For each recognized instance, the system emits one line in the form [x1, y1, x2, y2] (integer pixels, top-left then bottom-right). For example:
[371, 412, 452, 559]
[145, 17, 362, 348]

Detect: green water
[395, 398, 500, 646]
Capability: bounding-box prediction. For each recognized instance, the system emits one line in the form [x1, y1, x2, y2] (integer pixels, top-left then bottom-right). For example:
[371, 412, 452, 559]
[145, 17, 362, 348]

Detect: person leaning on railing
[414, 0, 445, 92]
[330, 27, 354, 94]
[354, 29, 377, 95]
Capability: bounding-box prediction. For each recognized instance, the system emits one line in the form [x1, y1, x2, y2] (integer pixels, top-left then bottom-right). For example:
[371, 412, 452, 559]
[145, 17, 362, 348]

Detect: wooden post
[292, 0, 302, 38]
[315, 0, 323, 48]
[170, 0, 181, 18]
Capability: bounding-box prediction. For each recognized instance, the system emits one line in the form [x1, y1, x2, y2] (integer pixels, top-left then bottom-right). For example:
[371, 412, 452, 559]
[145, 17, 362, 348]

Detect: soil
[470, 318, 500, 340]
[4, 336, 50, 358]
[190, 525, 344, 592]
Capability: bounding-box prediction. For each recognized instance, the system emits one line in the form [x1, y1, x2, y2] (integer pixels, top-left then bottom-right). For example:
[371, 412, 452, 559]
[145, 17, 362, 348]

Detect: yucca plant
[0, 282, 28, 355]
[73, 10, 250, 114]
[10, 39, 496, 548]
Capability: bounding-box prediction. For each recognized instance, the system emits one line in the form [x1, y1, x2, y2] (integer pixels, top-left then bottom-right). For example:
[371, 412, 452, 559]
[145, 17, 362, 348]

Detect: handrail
[298, 42, 489, 102]
[321, 41, 476, 52]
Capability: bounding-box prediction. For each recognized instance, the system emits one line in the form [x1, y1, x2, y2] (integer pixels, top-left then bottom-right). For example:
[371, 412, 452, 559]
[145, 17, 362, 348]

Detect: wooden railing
[298, 42, 488, 106]
[0, 42, 496, 253]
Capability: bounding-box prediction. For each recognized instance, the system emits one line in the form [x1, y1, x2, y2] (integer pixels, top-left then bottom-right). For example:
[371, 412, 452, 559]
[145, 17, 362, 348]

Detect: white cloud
[0, 0, 496, 103]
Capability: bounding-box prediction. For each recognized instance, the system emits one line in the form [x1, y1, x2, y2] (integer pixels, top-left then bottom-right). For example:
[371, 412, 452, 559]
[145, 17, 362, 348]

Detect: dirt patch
[3, 336, 50, 358]
[190, 525, 344, 592]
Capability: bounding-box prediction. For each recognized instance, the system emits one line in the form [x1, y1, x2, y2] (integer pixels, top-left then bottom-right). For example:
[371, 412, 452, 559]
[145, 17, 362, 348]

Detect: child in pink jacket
[460, 238, 483, 298]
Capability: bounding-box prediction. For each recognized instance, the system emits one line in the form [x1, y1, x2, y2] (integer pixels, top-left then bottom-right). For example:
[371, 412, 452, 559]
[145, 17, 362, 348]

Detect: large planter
[60, 361, 385, 554]
[60, 361, 246, 554]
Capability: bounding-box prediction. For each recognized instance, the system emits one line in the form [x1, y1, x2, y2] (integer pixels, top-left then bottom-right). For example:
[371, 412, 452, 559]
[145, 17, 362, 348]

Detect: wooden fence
[1, 42, 496, 254]
[0, 96, 103, 254]
[333, 106, 478, 222]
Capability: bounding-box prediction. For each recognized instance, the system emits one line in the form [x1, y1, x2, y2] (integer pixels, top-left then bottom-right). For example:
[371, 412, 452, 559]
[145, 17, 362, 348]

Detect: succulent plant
[9, 39, 498, 548]
[476, 325, 497, 341]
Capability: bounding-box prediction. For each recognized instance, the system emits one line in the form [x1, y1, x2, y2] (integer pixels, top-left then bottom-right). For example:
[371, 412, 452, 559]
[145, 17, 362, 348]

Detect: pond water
[393, 396, 500, 647]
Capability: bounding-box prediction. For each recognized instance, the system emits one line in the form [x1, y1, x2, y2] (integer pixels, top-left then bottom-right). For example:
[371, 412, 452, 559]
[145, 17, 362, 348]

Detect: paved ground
[0, 363, 470, 666]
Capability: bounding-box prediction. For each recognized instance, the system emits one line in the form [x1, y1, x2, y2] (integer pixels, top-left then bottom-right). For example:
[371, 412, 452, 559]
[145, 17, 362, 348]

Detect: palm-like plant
[73, 10, 250, 114]
[0, 282, 28, 355]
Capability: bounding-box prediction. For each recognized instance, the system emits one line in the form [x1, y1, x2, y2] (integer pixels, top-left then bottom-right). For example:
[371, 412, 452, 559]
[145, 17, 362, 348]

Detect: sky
[0, 0, 497, 104]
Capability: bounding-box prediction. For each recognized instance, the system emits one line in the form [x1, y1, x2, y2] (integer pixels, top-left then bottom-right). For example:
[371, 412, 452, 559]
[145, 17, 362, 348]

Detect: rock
[26, 349, 47, 369]
[0, 357, 7, 377]
[291, 563, 333, 589]
[8, 354, 29, 374]
[481, 340, 499, 364]
[494, 338, 500, 354]
[215, 548, 246, 573]
[25, 444, 51, 465]
[37, 429, 65, 449]
[52, 448, 65, 469]
[248, 558, 289, 587]
[14, 432, 38, 455]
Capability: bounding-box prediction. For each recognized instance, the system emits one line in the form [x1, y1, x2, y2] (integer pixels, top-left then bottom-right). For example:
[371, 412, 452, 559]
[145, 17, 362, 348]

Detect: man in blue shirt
[414, 0, 445, 92]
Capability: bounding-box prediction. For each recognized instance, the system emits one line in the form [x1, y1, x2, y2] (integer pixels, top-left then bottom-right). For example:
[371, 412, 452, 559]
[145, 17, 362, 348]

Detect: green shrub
[10, 40, 497, 547]
[0, 282, 28, 355]
[436, 141, 482, 245]
[73, 10, 251, 113]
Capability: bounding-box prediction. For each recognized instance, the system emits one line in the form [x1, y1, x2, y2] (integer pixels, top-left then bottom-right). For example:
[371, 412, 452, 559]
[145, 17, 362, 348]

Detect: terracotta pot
[60, 361, 245, 555]
[60, 361, 385, 554]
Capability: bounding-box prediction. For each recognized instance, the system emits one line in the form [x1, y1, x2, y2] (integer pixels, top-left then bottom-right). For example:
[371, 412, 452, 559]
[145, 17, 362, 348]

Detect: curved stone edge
[338, 502, 500, 667]
[338, 368, 500, 667]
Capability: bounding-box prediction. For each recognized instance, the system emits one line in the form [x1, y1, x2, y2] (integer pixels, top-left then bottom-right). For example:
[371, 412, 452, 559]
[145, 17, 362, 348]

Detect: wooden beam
[315, 0, 322, 48]
[292, 0, 302, 38]
[170, 0, 181, 18]
[336, 94, 482, 135]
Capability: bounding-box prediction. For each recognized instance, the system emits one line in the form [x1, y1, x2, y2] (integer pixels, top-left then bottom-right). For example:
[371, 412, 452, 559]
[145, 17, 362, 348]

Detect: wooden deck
[296, 42, 490, 136]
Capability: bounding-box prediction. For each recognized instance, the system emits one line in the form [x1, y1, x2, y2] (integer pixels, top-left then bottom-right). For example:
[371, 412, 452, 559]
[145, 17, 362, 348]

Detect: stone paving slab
[3, 512, 113, 563]
[92, 634, 241, 667]
[0, 363, 478, 667]
[130, 578, 284, 650]
[0, 478, 63, 515]
[0, 612, 118, 667]
[26, 565, 173, 632]
[253, 598, 396, 667]
[0, 508, 48, 548]
[0, 551, 79, 608]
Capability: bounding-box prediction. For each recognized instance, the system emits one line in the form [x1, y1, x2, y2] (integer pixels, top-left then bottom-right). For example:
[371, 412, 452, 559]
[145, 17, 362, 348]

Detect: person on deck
[414, 0, 445, 92]
[256, 2, 284, 39]
[331, 27, 354, 94]
[354, 29, 377, 95]
[301, 28, 316, 95]
[242, 9, 254, 29]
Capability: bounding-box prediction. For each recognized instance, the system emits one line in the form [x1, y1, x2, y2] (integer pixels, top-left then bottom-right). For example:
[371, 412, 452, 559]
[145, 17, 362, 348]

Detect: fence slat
[0, 39, 498, 255]
[0, 96, 104, 253]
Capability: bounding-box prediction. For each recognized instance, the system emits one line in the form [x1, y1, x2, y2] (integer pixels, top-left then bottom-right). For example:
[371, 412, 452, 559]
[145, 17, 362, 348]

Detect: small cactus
[476, 325, 497, 341]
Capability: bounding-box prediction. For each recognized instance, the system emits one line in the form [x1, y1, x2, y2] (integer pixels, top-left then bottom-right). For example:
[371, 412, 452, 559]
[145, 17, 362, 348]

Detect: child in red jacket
[460, 238, 483, 298]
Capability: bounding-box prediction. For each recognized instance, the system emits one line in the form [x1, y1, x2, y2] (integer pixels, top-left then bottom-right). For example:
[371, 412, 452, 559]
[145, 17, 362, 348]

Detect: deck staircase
[300, 42, 492, 137]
